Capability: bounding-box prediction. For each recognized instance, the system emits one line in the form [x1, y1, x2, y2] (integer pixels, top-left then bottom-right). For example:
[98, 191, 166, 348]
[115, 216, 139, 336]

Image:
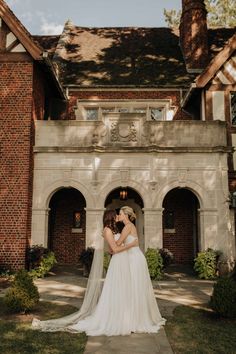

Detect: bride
[32, 208, 165, 335]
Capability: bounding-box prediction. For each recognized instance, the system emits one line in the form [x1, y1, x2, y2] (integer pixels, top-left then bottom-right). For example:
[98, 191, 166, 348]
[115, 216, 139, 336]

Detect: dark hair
[103, 210, 118, 234]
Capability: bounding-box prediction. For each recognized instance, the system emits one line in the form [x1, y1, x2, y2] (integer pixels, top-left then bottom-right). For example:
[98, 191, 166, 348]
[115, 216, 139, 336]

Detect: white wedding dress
[32, 234, 165, 336]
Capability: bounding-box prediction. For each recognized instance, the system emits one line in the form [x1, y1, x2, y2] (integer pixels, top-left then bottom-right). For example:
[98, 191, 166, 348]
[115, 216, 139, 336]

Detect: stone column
[198, 208, 218, 251]
[143, 208, 163, 250]
[31, 208, 50, 247]
[85, 208, 106, 248]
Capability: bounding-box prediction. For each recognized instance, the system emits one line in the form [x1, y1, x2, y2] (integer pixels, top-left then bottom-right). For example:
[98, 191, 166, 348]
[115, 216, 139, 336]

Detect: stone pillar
[143, 208, 163, 250]
[198, 208, 218, 250]
[85, 208, 106, 248]
[31, 208, 50, 247]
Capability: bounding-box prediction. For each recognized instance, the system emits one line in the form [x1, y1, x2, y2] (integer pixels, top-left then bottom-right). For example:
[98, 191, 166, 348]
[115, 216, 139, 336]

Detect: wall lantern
[120, 188, 128, 200]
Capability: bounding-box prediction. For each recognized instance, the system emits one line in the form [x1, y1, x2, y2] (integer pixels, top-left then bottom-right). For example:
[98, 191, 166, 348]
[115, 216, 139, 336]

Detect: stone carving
[110, 121, 138, 142]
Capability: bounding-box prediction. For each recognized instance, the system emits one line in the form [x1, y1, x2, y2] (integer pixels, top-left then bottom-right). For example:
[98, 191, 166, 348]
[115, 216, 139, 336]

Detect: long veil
[32, 234, 104, 332]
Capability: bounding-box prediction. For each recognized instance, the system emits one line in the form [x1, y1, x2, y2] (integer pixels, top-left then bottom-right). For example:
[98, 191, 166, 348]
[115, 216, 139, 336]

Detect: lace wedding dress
[32, 234, 165, 336]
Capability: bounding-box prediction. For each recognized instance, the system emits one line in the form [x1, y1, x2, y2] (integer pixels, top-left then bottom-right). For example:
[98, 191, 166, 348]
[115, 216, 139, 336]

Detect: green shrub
[4, 269, 39, 313]
[145, 248, 163, 280]
[209, 277, 236, 318]
[103, 252, 111, 273]
[29, 251, 57, 279]
[194, 248, 221, 279]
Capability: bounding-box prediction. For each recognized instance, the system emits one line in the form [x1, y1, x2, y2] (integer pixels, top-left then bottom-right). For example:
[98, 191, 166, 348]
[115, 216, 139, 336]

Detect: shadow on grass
[0, 298, 87, 354]
[165, 305, 236, 354]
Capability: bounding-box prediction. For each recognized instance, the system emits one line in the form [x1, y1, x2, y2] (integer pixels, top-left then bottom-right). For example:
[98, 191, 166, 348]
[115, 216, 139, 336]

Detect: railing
[35, 118, 227, 151]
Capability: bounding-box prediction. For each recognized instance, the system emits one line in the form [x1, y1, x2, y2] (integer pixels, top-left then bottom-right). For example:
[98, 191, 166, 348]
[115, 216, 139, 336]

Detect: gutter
[181, 83, 197, 108]
[42, 51, 67, 100]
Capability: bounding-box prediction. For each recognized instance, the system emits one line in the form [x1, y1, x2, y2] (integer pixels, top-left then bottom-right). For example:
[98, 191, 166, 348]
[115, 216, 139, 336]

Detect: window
[150, 108, 164, 121]
[231, 92, 236, 126]
[85, 108, 98, 121]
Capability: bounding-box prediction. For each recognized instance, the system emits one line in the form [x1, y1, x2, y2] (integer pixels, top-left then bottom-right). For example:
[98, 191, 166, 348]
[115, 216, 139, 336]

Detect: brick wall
[163, 188, 199, 264]
[67, 90, 192, 120]
[48, 188, 86, 264]
[0, 60, 34, 270]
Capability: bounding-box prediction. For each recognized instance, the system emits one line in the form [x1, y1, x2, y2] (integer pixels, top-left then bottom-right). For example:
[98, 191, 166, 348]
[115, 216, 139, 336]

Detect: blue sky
[5, 0, 181, 35]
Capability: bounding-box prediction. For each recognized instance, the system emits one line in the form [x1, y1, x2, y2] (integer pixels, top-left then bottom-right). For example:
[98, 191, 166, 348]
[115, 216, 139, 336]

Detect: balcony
[34, 118, 228, 153]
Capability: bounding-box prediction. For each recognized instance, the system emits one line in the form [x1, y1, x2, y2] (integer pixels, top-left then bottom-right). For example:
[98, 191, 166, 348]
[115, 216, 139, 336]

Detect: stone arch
[154, 179, 209, 210]
[39, 179, 95, 209]
[97, 179, 152, 209]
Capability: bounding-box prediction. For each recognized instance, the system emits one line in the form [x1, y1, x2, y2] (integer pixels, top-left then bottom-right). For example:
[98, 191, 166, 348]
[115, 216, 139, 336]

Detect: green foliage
[164, 0, 236, 28]
[103, 252, 111, 273]
[145, 248, 163, 280]
[4, 270, 39, 313]
[209, 277, 236, 318]
[29, 252, 57, 279]
[194, 248, 221, 279]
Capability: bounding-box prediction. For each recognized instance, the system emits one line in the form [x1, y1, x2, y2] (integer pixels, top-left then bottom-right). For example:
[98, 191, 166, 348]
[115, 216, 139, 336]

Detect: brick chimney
[180, 0, 209, 73]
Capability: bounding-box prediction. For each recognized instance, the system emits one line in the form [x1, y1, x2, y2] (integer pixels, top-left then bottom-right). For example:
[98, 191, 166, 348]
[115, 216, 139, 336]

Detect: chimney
[180, 0, 208, 73]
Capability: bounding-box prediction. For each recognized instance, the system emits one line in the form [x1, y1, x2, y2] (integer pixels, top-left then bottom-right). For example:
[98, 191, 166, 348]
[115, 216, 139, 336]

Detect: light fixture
[120, 188, 128, 200]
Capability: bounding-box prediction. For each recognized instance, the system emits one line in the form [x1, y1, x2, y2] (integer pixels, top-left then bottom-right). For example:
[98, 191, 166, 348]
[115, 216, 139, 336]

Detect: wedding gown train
[32, 234, 166, 336]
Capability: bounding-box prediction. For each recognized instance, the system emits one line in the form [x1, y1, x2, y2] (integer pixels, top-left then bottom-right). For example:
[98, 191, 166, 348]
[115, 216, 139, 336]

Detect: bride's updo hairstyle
[120, 206, 136, 222]
[103, 210, 118, 234]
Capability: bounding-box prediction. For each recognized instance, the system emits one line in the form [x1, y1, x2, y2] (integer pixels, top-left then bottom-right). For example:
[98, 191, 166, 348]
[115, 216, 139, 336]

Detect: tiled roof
[33, 35, 60, 57]
[35, 26, 235, 87]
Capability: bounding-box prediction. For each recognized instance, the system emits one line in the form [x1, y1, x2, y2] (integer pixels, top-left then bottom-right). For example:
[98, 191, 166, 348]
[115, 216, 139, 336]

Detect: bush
[194, 248, 221, 279]
[29, 251, 57, 279]
[4, 269, 39, 313]
[159, 248, 174, 268]
[27, 245, 46, 270]
[209, 277, 236, 318]
[145, 248, 163, 280]
[103, 252, 111, 273]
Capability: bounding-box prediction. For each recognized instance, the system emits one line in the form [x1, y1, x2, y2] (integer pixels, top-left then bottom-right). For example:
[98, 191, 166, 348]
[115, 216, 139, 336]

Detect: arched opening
[48, 187, 86, 264]
[104, 187, 145, 251]
[162, 188, 200, 264]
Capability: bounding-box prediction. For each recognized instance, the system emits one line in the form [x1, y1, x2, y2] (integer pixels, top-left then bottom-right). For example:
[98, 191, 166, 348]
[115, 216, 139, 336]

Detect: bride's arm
[104, 228, 137, 254]
[116, 224, 132, 246]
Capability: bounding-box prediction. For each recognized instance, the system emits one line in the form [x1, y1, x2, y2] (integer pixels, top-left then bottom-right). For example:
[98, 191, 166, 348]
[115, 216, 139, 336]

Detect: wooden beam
[0, 19, 8, 51]
[0, 52, 32, 62]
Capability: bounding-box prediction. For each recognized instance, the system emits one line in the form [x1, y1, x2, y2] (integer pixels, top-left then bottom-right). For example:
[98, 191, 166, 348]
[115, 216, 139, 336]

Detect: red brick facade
[163, 188, 199, 264]
[48, 188, 86, 264]
[0, 59, 34, 270]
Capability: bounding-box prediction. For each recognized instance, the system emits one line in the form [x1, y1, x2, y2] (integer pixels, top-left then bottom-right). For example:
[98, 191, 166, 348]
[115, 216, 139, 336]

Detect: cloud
[40, 21, 63, 35]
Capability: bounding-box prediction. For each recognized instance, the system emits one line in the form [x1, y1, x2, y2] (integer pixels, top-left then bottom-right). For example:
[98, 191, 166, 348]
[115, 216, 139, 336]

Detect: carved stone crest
[110, 122, 137, 142]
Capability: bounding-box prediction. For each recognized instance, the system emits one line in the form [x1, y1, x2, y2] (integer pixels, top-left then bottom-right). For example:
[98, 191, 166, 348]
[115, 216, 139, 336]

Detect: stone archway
[105, 187, 145, 251]
[162, 188, 200, 264]
[48, 187, 86, 264]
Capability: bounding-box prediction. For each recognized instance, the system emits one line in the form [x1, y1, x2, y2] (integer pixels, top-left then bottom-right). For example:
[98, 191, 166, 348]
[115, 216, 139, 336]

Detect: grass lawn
[0, 298, 87, 354]
[165, 305, 236, 354]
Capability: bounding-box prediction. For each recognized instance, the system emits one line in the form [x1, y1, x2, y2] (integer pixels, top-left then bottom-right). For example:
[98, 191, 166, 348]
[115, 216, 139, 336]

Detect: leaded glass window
[231, 92, 236, 125]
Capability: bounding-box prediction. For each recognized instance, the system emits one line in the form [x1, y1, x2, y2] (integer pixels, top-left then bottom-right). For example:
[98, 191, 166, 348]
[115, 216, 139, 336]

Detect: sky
[5, 0, 181, 35]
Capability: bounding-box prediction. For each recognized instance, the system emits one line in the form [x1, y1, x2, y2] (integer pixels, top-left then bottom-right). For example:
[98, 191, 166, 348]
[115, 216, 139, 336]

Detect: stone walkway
[0, 266, 214, 354]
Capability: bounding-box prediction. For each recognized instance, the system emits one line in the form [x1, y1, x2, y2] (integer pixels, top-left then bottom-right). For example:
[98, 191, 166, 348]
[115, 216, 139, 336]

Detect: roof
[196, 31, 236, 87]
[36, 26, 196, 87]
[34, 26, 236, 88]
[0, 0, 43, 60]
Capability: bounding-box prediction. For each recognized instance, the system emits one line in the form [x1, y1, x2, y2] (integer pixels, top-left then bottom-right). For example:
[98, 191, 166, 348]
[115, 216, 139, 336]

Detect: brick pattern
[0, 61, 34, 270]
[180, 0, 208, 69]
[48, 188, 86, 264]
[67, 90, 192, 120]
[163, 188, 199, 264]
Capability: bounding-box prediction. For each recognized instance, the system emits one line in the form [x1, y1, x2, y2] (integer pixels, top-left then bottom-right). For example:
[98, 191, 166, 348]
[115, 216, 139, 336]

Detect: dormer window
[75, 100, 175, 121]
